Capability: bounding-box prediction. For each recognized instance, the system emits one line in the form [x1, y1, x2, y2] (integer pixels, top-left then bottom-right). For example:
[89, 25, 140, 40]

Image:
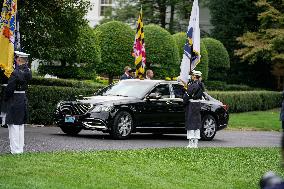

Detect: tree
[94, 21, 135, 84]
[202, 38, 230, 81]
[19, 0, 91, 65]
[206, 0, 260, 58]
[172, 32, 209, 80]
[235, 0, 284, 89]
[101, 0, 192, 33]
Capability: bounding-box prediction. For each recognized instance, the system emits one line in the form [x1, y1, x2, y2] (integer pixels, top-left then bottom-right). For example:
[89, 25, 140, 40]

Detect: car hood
[78, 95, 139, 105]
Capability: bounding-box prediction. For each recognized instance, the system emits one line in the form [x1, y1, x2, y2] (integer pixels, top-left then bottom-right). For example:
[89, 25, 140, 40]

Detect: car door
[141, 83, 172, 126]
[169, 83, 186, 125]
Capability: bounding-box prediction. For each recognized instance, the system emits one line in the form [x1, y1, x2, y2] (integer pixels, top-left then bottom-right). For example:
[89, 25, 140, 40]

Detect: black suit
[120, 73, 133, 80]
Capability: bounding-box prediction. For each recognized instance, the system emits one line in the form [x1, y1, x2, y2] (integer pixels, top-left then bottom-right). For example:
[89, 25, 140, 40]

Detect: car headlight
[91, 105, 113, 113]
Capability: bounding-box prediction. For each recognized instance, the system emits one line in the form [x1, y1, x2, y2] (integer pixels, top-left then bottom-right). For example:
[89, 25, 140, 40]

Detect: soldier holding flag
[179, 0, 203, 148]
[5, 51, 32, 154]
[0, 0, 32, 154]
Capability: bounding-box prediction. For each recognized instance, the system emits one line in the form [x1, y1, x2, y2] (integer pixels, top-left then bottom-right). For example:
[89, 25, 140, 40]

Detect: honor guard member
[0, 68, 9, 127]
[5, 51, 32, 154]
[183, 70, 204, 148]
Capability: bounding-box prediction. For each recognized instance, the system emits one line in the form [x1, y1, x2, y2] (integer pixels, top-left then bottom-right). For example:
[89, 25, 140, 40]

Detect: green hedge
[202, 38, 230, 81]
[31, 76, 106, 89]
[27, 85, 102, 125]
[209, 91, 282, 113]
[38, 65, 97, 80]
[94, 21, 135, 79]
[144, 24, 180, 79]
[205, 81, 256, 91]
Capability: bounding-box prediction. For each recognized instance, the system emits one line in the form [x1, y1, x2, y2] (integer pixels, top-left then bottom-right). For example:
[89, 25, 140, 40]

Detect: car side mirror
[147, 93, 161, 100]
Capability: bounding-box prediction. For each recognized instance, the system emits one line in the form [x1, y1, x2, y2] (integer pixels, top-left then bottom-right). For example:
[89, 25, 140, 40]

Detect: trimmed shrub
[31, 76, 106, 88]
[172, 32, 209, 80]
[205, 81, 256, 91]
[38, 65, 97, 80]
[144, 24, 180, 79]
[27, 85, 102, 125]
[94, 21, 135, 83]
[209, 91, 282, 113]
[202, 38, 230, 81]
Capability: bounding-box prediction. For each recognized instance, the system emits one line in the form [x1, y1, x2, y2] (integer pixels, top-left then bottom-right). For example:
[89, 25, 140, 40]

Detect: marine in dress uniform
[183, 70, 204, 148]
[5, 51, 32, 154]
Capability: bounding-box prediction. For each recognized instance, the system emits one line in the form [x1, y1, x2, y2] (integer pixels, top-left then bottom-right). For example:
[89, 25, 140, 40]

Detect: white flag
[179, 0, 201, 84]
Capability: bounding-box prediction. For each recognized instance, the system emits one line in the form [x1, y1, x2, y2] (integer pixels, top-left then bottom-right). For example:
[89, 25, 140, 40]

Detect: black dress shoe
[1, 124, 8, 128]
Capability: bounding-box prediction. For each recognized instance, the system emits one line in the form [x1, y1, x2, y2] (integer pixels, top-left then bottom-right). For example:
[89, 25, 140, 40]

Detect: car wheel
[60, 126, 82, 136]
[110, 111, 133, 139]
[201, 114, 217, 141]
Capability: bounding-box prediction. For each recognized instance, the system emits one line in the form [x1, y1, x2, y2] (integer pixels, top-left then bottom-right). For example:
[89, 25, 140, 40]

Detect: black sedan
[54, 79, 229, 140]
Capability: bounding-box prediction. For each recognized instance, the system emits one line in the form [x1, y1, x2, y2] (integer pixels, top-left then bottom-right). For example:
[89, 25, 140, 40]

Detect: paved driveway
[0, 126, 282, 154]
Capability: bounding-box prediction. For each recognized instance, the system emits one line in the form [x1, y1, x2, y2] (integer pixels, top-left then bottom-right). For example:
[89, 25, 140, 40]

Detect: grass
[0, 148, 283, 189]
[229, 108, 282, 131]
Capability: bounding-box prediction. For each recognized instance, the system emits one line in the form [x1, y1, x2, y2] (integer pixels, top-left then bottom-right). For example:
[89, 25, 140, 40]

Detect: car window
[172, 84, 185, 99]
[151, 84, 170, 99]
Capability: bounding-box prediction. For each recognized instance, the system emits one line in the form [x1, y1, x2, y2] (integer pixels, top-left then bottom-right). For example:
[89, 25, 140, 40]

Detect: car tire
[200, 114, 217, 141]
[60, 126, 82, 136]
[110, 111, 133, 139]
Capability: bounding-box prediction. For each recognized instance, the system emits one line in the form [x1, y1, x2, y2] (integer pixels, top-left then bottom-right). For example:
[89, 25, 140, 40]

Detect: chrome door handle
[166, 101, 172, 105]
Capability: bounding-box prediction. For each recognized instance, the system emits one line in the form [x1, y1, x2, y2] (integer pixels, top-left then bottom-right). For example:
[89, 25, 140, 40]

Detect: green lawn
[0, 148, 283, 189]
[229, 109, 282, 131]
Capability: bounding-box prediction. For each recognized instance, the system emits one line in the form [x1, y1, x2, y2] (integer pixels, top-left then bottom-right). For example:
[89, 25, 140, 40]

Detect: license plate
[65, 116, 75, 123]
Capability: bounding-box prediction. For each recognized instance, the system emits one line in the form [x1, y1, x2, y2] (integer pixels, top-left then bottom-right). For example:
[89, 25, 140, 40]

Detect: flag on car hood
[179, 0, 201, 84]
[0, 0, 17, 78]
[133, 8, 146, 79]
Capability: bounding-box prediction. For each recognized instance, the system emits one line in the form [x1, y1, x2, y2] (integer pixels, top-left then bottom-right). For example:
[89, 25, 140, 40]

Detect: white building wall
[86, 0, 115, 27]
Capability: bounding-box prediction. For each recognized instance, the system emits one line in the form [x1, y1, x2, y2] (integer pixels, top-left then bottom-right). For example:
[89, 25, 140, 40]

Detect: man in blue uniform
[5, 51, 32, 154]
[183, 70, 204, 148]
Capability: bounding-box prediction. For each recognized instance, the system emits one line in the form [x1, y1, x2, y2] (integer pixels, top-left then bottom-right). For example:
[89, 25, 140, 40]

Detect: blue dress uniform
[183, 71, 204, 148]
[5, 53, 32, 154]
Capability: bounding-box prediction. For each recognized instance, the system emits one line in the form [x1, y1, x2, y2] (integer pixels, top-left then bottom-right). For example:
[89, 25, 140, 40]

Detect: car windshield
[96, 80, 157, 99]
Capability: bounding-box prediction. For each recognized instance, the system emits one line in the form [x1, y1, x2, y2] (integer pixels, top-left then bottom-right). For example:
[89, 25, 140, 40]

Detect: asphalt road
[0, 126, 282, 154]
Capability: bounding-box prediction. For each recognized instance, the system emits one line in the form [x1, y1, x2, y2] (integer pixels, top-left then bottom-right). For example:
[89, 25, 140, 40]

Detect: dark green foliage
[19, 0, 92, 64]
[27, 86, 101, 125]
[172, 32, 209, 80]
[205, 81, 257, 91]
[195, 41, 209, 81]
[31, 76, 106, 88]
[206, 0, 260, 58]
[209, 91, 282, 113]
[144, 24, 180, 79]
[94, 21, 135, 83]
[38, 65, 97, 80]
[202, 38, 230, 81]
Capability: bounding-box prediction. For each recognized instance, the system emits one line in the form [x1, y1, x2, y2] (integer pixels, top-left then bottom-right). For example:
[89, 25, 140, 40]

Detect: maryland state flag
[0, 0, 17, 78]
[133, 8, 146, 79]
[179, 0, 201, 84]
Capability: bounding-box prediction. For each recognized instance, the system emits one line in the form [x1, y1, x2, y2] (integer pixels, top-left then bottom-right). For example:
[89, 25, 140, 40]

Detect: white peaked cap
[15, 51, 30, 58]
[192, 70, 202, 76]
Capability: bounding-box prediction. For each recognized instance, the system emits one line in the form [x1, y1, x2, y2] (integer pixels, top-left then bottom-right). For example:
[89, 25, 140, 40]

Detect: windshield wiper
[114, 94, 129, 97]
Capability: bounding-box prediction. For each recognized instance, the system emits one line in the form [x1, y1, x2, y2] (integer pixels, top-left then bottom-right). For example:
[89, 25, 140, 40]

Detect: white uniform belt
[1, 84, 7, 87]
[14, 91, 25, 94]
[189, 99, 200, 102]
